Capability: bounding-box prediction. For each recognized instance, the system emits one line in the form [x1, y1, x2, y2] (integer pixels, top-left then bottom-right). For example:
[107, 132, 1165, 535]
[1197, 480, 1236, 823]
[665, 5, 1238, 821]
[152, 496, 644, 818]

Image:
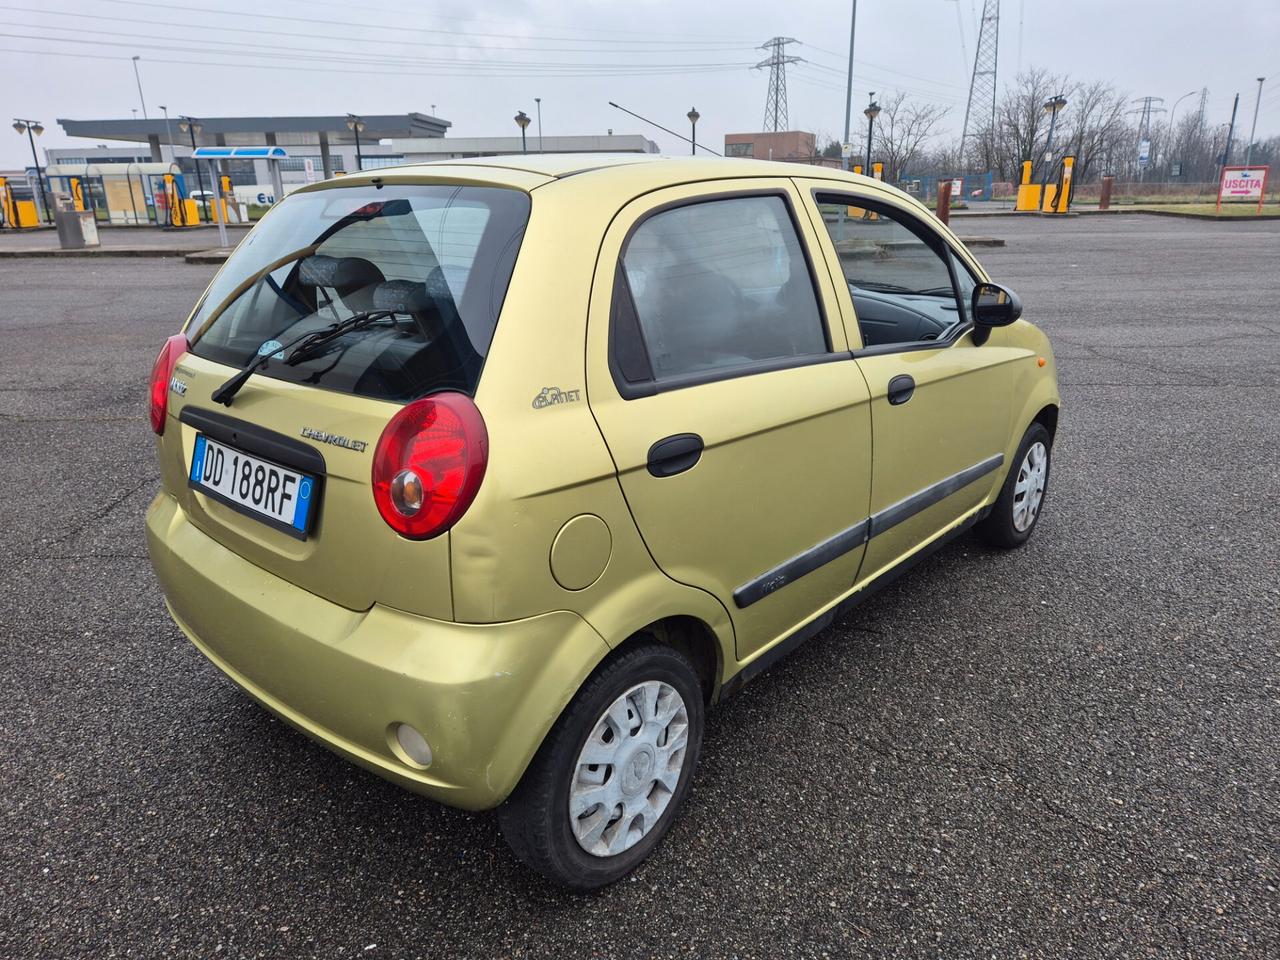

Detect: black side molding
[868, 454, 1002, 538]
[180, 406, 327, 476]
[731, 453, 1005, 610]
[733, 519, 869, 609]
[719, 506, 990, 701]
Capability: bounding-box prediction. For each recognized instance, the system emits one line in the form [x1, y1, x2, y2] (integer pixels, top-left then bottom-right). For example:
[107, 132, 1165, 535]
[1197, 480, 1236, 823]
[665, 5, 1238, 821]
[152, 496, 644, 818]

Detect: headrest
[372, 279, 431, 314]
[299, 255, 383, 292]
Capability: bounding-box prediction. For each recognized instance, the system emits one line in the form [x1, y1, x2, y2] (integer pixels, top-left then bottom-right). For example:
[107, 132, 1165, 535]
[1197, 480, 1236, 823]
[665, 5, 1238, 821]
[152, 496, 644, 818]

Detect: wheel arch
[611, 615, 725, 705]
[1033, 402, 1059, 443]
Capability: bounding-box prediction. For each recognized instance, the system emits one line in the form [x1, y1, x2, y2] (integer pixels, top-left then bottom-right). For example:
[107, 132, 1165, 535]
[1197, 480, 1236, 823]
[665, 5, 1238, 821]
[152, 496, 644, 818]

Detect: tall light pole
[1039, 94, 1068, 191]
[863, 93, 880, 173]
[177, 116, 209, 221]
[841, 0, 858, 170]
[158, 104, 175, 164]
[1245, 77, 1266, 168]
[687, 107, 700, 156]
[534, 97, 543, 153]
[1166, 90, 1197, 176]
[346, 114, 365, 171]
[12, 118, 49, 223]
[131, 56, 148, 119]
[514, 110, 530, 154]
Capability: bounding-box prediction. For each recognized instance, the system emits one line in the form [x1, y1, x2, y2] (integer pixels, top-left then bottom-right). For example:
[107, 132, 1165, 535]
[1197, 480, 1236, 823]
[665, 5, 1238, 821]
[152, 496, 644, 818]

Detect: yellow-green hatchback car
[146, 154, 1058, 889]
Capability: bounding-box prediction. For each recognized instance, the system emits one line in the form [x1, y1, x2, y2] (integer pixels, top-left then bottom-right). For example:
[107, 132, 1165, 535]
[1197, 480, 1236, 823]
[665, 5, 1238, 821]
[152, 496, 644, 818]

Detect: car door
[586, 180, 874, 664]
[797, 180, 1028, 584]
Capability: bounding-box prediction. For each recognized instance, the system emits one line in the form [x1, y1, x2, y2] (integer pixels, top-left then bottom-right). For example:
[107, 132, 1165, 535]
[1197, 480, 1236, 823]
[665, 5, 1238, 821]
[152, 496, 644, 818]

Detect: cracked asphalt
[2, 214, 1277, 958]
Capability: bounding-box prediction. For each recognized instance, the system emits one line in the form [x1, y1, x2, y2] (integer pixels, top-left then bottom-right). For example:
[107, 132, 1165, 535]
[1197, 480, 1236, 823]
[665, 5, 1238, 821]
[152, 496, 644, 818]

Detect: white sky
[2, 0, 1277, 168]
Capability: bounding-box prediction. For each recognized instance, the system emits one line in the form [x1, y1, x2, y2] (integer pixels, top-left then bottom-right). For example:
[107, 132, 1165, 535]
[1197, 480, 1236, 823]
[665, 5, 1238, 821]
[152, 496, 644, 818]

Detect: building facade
[724, 131, 817, 163]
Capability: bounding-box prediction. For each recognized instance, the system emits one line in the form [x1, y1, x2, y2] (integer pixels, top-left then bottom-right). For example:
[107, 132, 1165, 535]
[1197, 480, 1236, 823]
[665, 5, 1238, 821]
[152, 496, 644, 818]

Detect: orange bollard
[936, 179, 952, 225]
[1099, 175, 1114, 211]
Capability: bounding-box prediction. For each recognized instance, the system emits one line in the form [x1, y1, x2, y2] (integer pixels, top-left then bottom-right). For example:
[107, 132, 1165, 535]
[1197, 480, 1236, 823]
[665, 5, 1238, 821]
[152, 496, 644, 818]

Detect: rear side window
[613, 194, 828, 388]
[189, 184, 529, 402]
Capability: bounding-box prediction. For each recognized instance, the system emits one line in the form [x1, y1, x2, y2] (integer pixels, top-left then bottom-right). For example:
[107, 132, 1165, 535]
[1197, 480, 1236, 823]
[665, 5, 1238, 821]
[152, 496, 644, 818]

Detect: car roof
[320, 153, 872, 191]
[294, 153, 930, 224]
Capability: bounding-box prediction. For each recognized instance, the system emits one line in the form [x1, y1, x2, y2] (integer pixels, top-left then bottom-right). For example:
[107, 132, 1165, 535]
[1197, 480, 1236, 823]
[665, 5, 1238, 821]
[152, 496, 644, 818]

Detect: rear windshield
[188, 184, 529, 402]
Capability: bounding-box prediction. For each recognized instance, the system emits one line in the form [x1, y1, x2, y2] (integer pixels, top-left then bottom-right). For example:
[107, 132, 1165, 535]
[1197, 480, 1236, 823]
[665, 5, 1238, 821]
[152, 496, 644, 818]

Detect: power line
[0, 43, 753, 80]
[93, 0, 744, 47]
[1, 31, 757, 75]
[0, 6, 758, 55]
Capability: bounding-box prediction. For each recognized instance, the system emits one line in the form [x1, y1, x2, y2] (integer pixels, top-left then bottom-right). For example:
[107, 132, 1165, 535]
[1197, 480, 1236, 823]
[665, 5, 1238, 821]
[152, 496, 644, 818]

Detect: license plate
[189, 434, 316, 538]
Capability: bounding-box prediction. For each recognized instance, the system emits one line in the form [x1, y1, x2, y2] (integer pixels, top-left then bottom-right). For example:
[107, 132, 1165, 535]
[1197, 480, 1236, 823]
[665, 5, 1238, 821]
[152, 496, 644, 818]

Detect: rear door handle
[887, 374, 915, 405]
[647, 433, 704, 477]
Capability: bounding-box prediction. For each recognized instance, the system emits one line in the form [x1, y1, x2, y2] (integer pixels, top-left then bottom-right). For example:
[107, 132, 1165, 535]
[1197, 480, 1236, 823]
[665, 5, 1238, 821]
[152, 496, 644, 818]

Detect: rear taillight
[372, 392, 488, 540]
[149, 333, 189, 435]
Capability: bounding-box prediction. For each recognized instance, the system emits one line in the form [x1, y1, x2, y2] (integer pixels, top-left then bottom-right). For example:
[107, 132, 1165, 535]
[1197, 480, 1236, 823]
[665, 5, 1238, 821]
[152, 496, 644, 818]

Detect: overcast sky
[2, 0, 1277, 168]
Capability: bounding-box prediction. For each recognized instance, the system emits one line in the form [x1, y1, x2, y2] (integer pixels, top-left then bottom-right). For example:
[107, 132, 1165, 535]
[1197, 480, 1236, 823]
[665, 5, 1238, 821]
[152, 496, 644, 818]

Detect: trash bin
[53, 196, 100, 249]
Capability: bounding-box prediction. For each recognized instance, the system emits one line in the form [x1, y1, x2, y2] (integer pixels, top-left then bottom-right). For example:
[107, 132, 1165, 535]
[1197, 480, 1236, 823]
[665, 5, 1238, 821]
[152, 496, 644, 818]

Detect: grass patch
[1133, 203, 1280, 217]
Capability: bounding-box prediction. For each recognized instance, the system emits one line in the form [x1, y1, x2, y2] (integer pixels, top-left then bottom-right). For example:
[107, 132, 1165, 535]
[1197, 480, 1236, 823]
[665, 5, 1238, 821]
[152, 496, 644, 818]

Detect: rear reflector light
[149, 333, 189, 435]
[372, 392, 488, 540]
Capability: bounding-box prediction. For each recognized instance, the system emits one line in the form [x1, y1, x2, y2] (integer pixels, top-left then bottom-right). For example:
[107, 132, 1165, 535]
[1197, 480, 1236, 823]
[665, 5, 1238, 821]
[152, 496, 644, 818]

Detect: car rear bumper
[145, 492, 610, 810]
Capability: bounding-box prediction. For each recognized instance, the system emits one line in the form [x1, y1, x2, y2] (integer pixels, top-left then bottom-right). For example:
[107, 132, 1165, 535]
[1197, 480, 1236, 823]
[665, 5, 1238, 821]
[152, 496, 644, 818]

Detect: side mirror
[971, 282, 1022, 329]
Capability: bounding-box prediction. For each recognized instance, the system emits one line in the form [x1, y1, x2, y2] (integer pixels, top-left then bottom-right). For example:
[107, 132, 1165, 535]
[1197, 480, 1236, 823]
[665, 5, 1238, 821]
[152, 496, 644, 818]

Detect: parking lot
[2, 214, 1277, 958]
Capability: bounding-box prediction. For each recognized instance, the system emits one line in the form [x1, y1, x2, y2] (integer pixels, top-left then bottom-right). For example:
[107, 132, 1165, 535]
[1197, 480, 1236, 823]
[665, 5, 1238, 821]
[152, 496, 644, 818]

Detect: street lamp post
[177, 116, 210, 221]
[346, 114, 366, 172]
[863, 93, 880, 173]
[131, 55, 148, 119]
[534, 97, 543, 153]
[514, 111, 531, 154]
[12, 118, 50, 223]
[687, 107, 700, 156]
[1245, 77, 1266, 168]
[1166, 90, 1197, 177]
[1039, 94, 1068, 192]
[158, 104, 175, 164]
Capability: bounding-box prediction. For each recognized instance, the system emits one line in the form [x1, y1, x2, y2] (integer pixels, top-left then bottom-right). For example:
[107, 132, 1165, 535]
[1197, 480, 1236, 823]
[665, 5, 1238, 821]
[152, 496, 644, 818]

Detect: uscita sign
[1216, 165, 1269, 213]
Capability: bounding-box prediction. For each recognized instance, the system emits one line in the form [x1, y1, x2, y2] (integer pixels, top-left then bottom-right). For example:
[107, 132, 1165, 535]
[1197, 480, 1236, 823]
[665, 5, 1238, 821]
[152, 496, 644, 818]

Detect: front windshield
[188, 183, 530, 402]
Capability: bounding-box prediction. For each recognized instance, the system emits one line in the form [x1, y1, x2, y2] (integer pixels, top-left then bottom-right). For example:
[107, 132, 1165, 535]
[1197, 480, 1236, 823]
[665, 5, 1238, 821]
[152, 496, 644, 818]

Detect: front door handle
[887, 374, 916, 405]
[647, 433, 704, 477]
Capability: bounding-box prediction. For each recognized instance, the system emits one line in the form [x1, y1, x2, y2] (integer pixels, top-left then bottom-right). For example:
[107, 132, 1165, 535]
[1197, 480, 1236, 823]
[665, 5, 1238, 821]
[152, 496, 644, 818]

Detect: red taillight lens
[372, 392, 488, 540]
[149, 333, 189, 435]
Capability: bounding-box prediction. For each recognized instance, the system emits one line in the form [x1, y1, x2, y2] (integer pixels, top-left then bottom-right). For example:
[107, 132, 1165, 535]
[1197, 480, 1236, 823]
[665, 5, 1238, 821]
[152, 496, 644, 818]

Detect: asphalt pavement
[1, 214, 1277, 958]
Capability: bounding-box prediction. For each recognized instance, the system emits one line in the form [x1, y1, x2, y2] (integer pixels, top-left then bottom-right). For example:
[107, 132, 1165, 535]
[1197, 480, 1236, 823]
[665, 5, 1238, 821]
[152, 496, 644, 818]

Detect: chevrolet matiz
[146, 154, 1059, 890]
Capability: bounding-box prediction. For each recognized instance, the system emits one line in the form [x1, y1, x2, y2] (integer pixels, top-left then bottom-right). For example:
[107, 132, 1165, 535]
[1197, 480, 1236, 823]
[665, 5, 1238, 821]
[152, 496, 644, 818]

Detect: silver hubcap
[1012, 441, 1048, 532]
[569, 681, 689, 858]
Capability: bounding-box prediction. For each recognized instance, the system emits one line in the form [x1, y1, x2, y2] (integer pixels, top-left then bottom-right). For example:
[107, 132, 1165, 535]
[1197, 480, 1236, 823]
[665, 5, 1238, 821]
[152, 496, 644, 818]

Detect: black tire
[497, 642, 704, 891]
[978, 421, 1053, 549]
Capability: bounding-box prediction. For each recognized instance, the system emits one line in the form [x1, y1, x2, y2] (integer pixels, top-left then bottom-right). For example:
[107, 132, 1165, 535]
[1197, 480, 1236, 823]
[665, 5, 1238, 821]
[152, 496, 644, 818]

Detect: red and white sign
[1217, 165, 1269, 213]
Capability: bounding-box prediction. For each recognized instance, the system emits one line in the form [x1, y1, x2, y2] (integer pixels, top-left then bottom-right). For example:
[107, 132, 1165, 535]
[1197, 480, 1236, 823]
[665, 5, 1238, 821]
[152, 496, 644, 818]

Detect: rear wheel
[979, 422, 1052, 549]
[497, 643, 704, 891]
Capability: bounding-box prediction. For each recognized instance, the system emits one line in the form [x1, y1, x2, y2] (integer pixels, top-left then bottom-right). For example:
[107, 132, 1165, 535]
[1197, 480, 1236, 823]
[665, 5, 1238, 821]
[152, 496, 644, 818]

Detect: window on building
[725, 142, 754, 158]
[359, 156, 407, 170]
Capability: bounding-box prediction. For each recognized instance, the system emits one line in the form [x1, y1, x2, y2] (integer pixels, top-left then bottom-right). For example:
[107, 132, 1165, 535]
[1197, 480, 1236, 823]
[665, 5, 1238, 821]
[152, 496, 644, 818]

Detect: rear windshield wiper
[210, 310, 396, 407]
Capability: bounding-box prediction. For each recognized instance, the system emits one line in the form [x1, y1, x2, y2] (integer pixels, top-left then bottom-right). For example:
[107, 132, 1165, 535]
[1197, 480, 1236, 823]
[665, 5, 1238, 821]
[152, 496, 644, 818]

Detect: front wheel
[497, 643, 704, 891]
[978, 422, 1052, 549]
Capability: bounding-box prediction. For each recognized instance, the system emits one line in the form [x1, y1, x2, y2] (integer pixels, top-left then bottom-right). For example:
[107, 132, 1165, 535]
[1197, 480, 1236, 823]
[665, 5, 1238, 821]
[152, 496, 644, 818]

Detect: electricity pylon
[755, 37, 803, 132]
[959, 0, 1000, 168]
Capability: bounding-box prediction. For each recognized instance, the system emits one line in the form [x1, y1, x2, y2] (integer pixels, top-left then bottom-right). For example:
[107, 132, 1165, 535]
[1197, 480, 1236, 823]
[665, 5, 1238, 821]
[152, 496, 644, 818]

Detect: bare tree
[1063, 79, 1129, 181]
[872, 92, 951, 182]
[991, 67, 1071, 181]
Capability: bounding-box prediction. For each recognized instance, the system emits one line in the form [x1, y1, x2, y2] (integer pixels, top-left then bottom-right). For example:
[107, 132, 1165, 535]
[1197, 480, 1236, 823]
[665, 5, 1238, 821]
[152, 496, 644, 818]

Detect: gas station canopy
[191, 146, 290, 160]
